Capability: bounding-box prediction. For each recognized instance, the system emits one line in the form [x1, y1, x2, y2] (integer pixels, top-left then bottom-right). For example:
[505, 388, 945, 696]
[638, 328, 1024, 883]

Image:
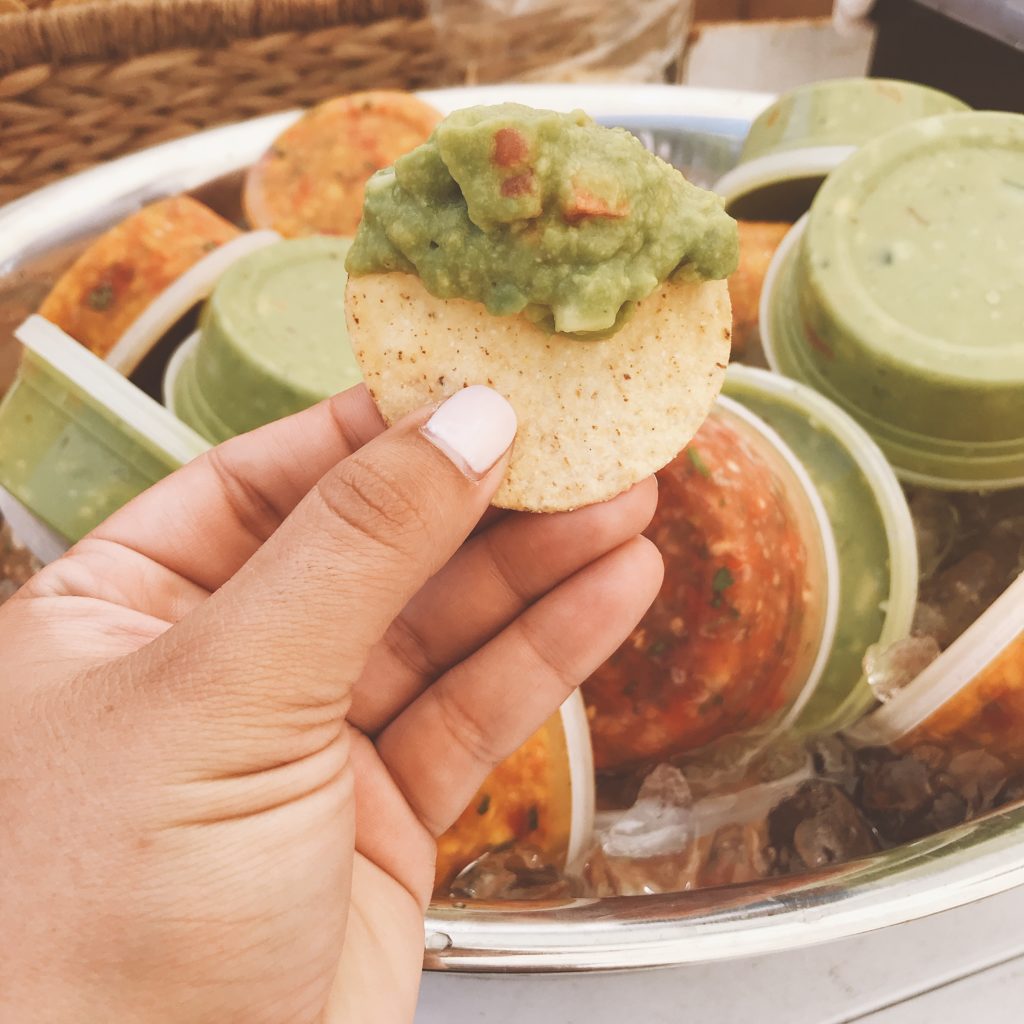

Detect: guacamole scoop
[345, 104, 738, 335]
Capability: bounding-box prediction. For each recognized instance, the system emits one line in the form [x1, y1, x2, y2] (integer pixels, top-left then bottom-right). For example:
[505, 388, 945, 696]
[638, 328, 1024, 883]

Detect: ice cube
[808, 735, 859, 791]
[447, 844, 575, 901]
[946, 749, 1008, 814]
[698, 822, 774, 887]
[864, 635, 941, 701]
[919, 550, 1004, 647]
[584, 843, 702, 896]
[597, 763, 694, 859]
[860, 751, 933, 815]
[996, 775, 1024, 808]
[855, 747, 971, 843]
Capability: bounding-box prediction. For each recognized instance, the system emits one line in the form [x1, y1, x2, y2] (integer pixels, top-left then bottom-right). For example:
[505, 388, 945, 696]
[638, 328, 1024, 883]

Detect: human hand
[0, 384, 662, 1023]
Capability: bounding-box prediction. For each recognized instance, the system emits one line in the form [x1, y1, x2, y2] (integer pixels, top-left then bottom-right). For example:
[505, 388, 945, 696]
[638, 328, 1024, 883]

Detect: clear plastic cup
[723, 364, 918, 735]
[715, 78, 968, 221]
[434, 691, 594, 895]
[847, 571, 1024, 767]
[0, 316, 209, 542]
[762, 111, 1024, 490]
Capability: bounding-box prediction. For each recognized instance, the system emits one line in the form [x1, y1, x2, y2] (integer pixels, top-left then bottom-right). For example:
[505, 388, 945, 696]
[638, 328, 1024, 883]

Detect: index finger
[91, 384, 385, 592]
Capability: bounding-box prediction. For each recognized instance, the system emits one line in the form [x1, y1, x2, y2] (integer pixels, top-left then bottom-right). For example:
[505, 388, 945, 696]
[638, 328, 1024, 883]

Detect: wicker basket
[0, 0, 689, 205]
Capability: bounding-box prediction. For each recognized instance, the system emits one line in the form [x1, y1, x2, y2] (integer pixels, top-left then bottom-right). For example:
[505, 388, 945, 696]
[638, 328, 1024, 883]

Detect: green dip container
[0, 316, 209, 543]
[715, 78, 968, 221]
[763, 111, 1024, 490]
[724, 364, 918, 735]
[170, 235, 362, 441]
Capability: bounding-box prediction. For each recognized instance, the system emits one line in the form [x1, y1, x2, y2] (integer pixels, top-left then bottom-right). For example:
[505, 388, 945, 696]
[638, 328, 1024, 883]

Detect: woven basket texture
[0, 0, 448, 204]
[0, 0, 687, 205]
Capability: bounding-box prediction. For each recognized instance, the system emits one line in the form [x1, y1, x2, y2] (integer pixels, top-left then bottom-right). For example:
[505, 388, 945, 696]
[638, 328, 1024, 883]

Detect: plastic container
[243, 91, 442, 238]
[715, 78, 968, 221]
[435, 690, 594, 894]
[104, 230, 281, 374]
[36, 196, 242, 366]
[723, 365, 918, 735]
[582, 397, 839, 770]
[762, 111, 1024, 490]
[163, 331, 241, 444]
[170, 236, 363, 441]
[847, 571, 1024, 767]
[0, 316, 210, 542]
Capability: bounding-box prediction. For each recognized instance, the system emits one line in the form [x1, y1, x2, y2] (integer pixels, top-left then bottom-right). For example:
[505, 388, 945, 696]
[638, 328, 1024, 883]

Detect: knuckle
[316, 453, 430, 553]
[382, 612, 442, 684]
[482, 529, 533, 606]
[517, 617, 579, 702]
[434, 685, 503, 777]
[204, 445, 282, 545]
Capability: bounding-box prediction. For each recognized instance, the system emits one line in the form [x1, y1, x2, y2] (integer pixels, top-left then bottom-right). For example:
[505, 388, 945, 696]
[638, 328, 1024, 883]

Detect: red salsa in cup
[434, 711, 574, 893]
[583, 410, 812, 770]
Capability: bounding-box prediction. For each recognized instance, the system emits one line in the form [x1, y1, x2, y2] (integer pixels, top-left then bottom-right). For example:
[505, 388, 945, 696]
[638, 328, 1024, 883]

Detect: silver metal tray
[2, 83, 1023, 974]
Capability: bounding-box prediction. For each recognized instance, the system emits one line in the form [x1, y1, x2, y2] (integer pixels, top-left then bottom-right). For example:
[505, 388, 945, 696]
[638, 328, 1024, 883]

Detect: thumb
[142, 385, 517, 751]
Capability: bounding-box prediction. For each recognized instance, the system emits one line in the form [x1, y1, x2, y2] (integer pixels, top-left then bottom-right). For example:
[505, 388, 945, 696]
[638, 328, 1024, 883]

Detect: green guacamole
[346, 104, 738, 336]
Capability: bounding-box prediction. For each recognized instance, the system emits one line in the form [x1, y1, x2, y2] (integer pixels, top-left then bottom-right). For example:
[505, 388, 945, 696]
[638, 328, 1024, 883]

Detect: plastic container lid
[723, 364, 918, 735]
[162, 329, 199, 411]
[164, 331, 239, 445]
[434, 690, 595, 893]
[105, 229, 281, 374]
[179, 236, 362, 441]
[762, 111, 1024, 489]
[0, 316, 209, 541]
[715, 78, 969, 220]
[846, 571, 1024, 759]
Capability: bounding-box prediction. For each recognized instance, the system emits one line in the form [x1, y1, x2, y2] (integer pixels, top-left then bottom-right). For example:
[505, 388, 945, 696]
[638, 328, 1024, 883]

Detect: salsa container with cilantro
[582, 396, 839, 771]
[848, 571, 1024, 769]
[37, 196, 241, 366]
[435, 692, 594, 895]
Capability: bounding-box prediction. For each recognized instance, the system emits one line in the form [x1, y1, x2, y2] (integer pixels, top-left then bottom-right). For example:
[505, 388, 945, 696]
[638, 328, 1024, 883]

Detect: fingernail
[421, 385, 518, 479]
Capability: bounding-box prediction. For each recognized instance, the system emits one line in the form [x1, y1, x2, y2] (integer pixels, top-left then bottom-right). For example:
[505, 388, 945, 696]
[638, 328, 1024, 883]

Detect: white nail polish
[421, 385, 518, 479]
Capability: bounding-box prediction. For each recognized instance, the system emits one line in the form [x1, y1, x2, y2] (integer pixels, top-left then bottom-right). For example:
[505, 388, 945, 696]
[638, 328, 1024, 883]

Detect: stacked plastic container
[716, 78, 1024, 765]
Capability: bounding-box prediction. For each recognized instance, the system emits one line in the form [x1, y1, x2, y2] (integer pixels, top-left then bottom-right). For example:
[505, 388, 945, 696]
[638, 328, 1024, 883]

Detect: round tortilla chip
[346, 272, 732, 512]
